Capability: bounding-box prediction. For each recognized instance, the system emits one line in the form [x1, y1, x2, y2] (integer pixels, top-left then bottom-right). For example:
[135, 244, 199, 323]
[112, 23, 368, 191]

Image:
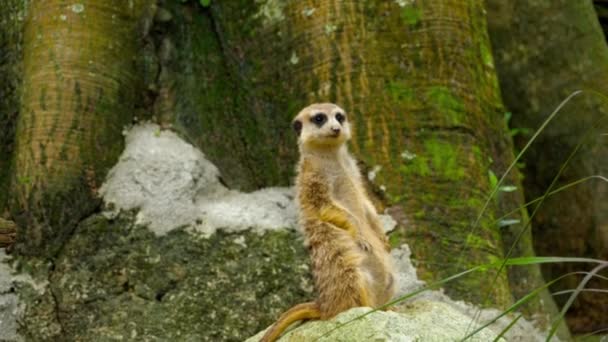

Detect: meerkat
[260, 103, 396, 342]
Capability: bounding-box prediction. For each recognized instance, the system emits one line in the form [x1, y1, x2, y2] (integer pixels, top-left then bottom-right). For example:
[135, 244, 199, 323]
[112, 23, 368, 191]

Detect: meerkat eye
[335, 112, 345, 124]
[293, 120, 303, 136]
[312, 113, 327, 126]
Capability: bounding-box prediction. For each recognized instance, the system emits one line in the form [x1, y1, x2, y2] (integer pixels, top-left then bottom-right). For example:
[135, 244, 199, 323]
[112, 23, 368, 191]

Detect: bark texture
[486, 0, 608, 333]
[145, 1, 253, 190]
[10, 0, 152, 257]
[0, 0, 27, 213]
[0, 218, 17, 248]
[206, 0, 516, 308]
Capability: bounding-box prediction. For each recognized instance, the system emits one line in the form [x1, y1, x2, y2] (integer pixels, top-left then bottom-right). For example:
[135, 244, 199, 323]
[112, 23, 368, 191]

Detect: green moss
[427, 87, 463, 111]
[400, 154, 430, 177]
[465, 233, 494, 250]
[480, 42, 494, 68]
[426, 140, 465, 180]
[466, 197, 483, 210]
[387, 81, 416, 102]
[388, 227, 407, 248]
[472, 145, 482, 159]
[400, 139, 466, 181]
[401, 6, 421, 26]
[425, 86, 468, 127]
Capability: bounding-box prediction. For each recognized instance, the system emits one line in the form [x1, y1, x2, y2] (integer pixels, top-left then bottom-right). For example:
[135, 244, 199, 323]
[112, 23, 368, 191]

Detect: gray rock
[247, 302, 501, 341]
[0, 250, 22, 342]
[13, 214, 313, 341]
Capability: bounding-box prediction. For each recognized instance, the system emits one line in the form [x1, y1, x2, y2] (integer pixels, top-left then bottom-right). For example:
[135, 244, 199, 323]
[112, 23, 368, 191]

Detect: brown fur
[260, 104, 395, 342]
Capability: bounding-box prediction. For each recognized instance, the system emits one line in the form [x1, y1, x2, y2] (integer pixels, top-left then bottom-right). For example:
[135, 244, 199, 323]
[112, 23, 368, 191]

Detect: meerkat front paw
[356, 238, 372, 252]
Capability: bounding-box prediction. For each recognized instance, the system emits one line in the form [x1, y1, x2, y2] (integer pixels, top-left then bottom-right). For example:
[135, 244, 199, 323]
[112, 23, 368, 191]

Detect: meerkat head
[292, 103, 351, 149]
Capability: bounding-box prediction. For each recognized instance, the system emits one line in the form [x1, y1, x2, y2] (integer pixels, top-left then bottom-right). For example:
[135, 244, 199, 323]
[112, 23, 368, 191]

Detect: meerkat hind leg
[311, 226, 374, 317]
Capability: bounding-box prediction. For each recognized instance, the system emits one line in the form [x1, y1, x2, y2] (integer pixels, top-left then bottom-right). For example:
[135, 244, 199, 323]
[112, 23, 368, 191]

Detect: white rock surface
[100, 123, 298, 236]
[0, 250, 22, 342]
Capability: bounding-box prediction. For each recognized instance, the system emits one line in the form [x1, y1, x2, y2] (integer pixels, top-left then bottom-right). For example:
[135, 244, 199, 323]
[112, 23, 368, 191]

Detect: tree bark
[144, 1, 255, 190]
[9, 0, 152, 257]
[0, 0, 27, 214]
[208, 0, 521, 311]
[0, 217, 17, 248]
[486, 0, 608, 333]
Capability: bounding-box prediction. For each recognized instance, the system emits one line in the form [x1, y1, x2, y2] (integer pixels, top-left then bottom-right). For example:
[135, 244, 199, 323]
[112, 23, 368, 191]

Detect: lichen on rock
[246, 303, 501, 342]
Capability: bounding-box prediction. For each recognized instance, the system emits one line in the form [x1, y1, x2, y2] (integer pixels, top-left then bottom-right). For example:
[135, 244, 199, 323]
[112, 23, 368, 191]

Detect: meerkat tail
[260, 302, 321, 342]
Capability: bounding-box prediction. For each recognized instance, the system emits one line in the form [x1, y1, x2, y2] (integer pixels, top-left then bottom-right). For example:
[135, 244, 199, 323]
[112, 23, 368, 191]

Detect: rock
[0, 250, 22, 342]
[247, 302, 501, 341]
[100, 123, 298, 236]
[10, 213, 313, 341]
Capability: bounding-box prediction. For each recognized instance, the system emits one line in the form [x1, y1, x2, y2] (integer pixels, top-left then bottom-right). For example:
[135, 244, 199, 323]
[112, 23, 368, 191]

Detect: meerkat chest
[329, 170, 366, 215]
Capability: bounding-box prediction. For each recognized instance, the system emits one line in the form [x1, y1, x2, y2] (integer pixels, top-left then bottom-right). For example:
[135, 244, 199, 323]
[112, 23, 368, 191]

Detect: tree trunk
[208, 0, 522, 311]
[486, 0, 608, 333]
[144, 1, 255, 190]
[9, 0, 152, 257]
[0, 0, 27, 214]
[0, 217, 17, 248]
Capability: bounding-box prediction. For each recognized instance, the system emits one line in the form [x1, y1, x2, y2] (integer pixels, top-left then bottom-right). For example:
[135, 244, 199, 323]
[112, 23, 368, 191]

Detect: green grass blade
[457, 90, 583, 267]
[552, 288, 608, 296]
[493, 175, 608, 225]
[467, 94, 608, 337]
[547, 263, 608, 341]
[461, 271, 592, 341]
[492, 314, 522, 342]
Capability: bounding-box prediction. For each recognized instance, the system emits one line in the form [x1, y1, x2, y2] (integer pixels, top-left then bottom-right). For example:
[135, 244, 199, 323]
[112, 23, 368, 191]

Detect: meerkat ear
[293, 120, 303, 136]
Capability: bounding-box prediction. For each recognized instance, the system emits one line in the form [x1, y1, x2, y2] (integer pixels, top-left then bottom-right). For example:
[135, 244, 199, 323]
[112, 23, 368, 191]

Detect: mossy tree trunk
[9, 0, 152, 257]
[0, 0, 27, 215]
[486, 0, 608, 333]
[202, 0, 561, 323]
[143, 1, 253, 190]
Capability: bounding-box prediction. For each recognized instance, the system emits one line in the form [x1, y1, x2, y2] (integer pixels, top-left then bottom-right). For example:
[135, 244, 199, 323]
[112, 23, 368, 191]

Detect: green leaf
[199, 0, 211, 7]
[498, 185, 517, 192]
[493, 314, 522, 342]
[488, 170, 498, 190]
[498, 219, 520, 227]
